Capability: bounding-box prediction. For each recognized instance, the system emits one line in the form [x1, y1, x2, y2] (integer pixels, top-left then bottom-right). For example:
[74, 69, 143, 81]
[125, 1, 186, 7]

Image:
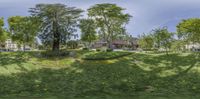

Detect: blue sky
[1, 0, 200, 37]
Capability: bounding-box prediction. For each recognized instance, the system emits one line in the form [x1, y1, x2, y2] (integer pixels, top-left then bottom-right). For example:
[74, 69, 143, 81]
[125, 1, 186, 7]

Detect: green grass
[0, 51, 200, 99]
[82, 51, 131, 60]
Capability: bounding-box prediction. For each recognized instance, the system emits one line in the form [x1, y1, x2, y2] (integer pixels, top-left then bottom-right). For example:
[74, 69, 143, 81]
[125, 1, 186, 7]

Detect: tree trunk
[23, 44, 26, 52]
[52, 32, 60, 52]
[165, 46, 169, 56]
[52, 15, 60, 52]
[88, 42, 91, 49]
[107, 40, 112, 49]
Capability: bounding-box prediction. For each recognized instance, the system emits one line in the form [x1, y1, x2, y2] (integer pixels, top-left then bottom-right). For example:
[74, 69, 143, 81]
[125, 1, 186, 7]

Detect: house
[0, 39, 31, 51]
[4, 39, 18, 51]
[92, 40, 107, 48]
[185, 43, 200, 51]
[92, 36, 139, 50]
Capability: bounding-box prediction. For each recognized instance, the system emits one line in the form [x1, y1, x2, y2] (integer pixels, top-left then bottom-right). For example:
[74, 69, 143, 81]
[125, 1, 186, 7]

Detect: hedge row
[82, 51, 132, 60]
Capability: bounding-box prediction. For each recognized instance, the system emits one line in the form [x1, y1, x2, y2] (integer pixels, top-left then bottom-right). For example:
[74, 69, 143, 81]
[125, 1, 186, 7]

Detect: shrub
[83, 51, 132, 60]
[96, 48, 101, 52]
[106, 48, 113, 52]
[82, 48, 89, 51]
[40, 50, 69, 57]
[67, 40, 78, 49]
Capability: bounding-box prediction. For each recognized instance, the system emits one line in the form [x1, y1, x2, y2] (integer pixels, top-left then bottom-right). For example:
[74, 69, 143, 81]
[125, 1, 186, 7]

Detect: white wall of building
[5, 39, 18, 51]
[185, 43, 200, 51]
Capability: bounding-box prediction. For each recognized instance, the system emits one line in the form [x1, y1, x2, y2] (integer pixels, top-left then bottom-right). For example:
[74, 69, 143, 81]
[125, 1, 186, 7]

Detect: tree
[171, 40, 186, 53]
[88, 3, 131, 48]
[8, 16, 39, 51]
[29, 3, 83, 52]
[79, 19, 97, 48]
[151, 27, 173, 55]
[138, 33, 154, 51]
[0, 18, 8, 49]
[67, 40, 78, 49]
[177, 18, 200, 44]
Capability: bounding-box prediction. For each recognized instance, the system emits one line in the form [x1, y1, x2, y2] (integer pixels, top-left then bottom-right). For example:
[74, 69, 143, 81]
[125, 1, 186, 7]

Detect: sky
[1, 0, 200, 37]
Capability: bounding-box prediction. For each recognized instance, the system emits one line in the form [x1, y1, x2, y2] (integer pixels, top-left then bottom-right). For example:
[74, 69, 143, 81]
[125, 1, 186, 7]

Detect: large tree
[88, 3, 131, 48]
[177, 18, 200, 44]
[79, 18, 97, 48]
[8, 16, 39, 50]
[29, 3, 83, 51]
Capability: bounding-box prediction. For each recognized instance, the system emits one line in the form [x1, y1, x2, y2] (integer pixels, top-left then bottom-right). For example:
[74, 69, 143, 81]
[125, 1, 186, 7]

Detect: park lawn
[0, 51, 200, 99]
[83, 51, 132, 60]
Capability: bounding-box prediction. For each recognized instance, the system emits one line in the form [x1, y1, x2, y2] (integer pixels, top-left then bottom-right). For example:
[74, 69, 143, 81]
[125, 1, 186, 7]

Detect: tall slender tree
[0, 18, 8, 49]
[29, 4, 83, 51]
[79, 18, 97, 48]
[152, 27, 173, 55]
[138, 33, 154, 50]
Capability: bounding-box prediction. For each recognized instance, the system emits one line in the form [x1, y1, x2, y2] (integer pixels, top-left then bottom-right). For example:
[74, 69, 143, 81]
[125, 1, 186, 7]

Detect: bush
[82, 48, 89, 51]
[40, 50, 69, 57]
[106, 48, 113, 52]
[83, 51, 132, 60]
[67, 40, 78, 49]
[143, 49, 154, 51]
[96, 48, 101, 52]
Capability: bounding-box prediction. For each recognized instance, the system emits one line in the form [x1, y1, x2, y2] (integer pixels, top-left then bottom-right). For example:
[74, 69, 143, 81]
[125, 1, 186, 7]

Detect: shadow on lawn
[0, 51, 82, 68]
[0, 52, 30, 71]
[133, 53, 199, 75]
[0, 52, 200, 98]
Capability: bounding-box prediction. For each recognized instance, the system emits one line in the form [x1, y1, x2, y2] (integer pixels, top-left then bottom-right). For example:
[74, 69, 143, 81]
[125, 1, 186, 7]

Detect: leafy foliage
[0, 18, 8, 48]
[66, 40, 79, 49]
[106, 48, 113, 52]
[8, 16, 39, 48]
[40, 50, 69, 57]
[171, 40, 186, 52]
[29, 3, 83, 51]
[80, 19, 97, 48]
[151, 27, 174, 49]
[151, 27, 174, 55]
[82, 48, 89, 51]
[138, 33, 154, 50]
[88, 3, 131, 47]
[177, 18, 200, 43]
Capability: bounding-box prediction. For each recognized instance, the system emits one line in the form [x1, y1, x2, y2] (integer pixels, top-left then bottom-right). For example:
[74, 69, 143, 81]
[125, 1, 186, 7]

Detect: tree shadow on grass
[0, 57, 151, 98]
[0, 52, 28, 66]
[0, 52, 200, 98]
[133, 53, 199, 75]
[0, 52, 31, 73]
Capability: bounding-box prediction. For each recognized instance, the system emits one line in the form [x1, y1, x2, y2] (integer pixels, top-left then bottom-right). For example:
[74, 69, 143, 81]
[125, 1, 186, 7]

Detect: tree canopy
[29, 3, 83, 51]
[151, 27, 173, 49]
[151, 27, 174, 54]
[8, 16, 39, 49]
[177, 18, 200, 43]
[80, 18, 97, 48]
[0, 18, 8, 48]
[88, 3, 131, 48]
[138, 33, 154, 50]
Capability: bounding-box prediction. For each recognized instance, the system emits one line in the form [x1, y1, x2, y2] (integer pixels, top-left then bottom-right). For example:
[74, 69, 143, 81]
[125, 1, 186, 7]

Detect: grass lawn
[0, 51, 200, 99]
[82, 51, 131, 60]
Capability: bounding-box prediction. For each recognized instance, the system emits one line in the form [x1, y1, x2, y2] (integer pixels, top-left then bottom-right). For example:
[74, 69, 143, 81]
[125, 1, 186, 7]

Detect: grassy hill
[0, 51, 199, 99]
